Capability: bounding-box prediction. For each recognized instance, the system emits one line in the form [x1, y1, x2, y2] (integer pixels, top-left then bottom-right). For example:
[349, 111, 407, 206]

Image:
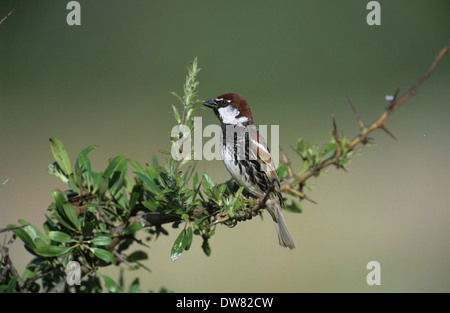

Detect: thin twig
[0, 5, 18, 26]
[0, 224, 28, 234]
[280, 185, 317, 204]
[0, 178, 9, 189]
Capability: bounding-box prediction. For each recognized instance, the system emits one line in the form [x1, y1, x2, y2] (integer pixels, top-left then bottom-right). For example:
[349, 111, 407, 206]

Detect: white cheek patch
[218, 106, 248, 126]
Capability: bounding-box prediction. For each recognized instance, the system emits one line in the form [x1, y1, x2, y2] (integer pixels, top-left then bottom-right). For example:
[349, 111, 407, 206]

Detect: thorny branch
[0, 5, 18, 26]
[279, 41, 450, 201]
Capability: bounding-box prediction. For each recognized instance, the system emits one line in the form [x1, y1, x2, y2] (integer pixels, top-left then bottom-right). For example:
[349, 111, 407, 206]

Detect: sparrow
[203, 92, 295, 249]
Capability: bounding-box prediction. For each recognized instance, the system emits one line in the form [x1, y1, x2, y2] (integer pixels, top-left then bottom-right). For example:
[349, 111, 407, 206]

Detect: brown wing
[248, 127, 281, 194]
[248, 127, 276, 171]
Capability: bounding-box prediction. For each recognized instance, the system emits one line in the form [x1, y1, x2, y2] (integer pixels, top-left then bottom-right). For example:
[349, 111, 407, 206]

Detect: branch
[348, 41, 450, 148]
[283, 41, 450, 190]
[0, 178, 9, 189]
[0, 5, 18, 26]
[0, 223, 27, 234]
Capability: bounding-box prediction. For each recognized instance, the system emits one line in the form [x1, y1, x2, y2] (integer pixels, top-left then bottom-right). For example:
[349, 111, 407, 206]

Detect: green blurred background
[1, 0, 449, 292]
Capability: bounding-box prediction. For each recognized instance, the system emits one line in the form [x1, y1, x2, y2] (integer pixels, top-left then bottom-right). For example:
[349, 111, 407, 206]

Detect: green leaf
[171, 104, 181, 124]
[277, 165, 288, 180]
[127, 278, 140, 293]
[48, 231, 75, 243]
[82, 220, 96, 237]
[134, 172, 161, 194]
[52, 192, 81, 230]
[9, 222, 49, 250]
[0, 276, 16, 293]
[193, 172, 199, 187]
[234, 186, 244, 198]
[127, 250, 148, 262]
[141, 201, 159, 212]
[170, 229, 189, 261]
[169, 91, 184, 104]
[92, 172, 108, 196]
[128, 184, 143, 210]
[146, 166, 160, 182]
[20, 219, 49, 243]
[104, 156, 127, 178]
[34, 237, 48, 248]
[185, 227, 193, 251]
[92, 248, 116, 264]
[127, 158, 145, 174]
[63, 203, 81, 231]
[90, 236, 112, 246]
[68, 174, 81, 194]
[52, 191, 66, 211]
[35, 245, 72, 257]
[109, 167, 127, 197]
[51, 211, 76, 232]
[201, 238, 211, 257]
[122, 222, 144, 235]
[201, 173, 215, 189]
[75, 145, 97, 169]
[75, 145, 96, 189]
[181, 213, 189, 224]
[49, 137, 72, 176]
[9, 224, 35, 250]
[322, 142, 338, 157]
[101, 274, 121, 293]
[194, 215, 208, 226]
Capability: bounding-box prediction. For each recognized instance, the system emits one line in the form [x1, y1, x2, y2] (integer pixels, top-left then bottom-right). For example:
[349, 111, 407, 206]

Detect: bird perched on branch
[203, 92, 295, 249]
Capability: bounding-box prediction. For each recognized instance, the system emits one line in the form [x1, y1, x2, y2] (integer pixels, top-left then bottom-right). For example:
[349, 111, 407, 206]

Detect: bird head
[203, 92, 254, 126]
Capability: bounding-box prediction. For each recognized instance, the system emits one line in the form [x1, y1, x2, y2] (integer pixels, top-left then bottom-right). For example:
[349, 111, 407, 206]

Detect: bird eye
[214, 97, 231, 107]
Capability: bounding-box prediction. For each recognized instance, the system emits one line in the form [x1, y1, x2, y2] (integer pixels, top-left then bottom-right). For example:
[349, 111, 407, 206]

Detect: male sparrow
[203, 92, 295, 249]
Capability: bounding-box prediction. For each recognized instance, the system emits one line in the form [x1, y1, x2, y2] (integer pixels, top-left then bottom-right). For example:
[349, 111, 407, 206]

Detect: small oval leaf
[48, 231, 74, 243]
[63, 203, 81, 231]
[90, 236, 113, 246]
[101, 274, 120, 293]
[49, 137, 72, 176]
[185, 227, 193, 251]
[127, 250, 148, 262]
[122, 222, 144, 235]
[92, 248, 116, 264]
[35, 245, 72, 257]
[170, 229, 188, 261]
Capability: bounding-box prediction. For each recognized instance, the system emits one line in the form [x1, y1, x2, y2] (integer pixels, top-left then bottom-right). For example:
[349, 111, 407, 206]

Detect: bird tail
[275, 209, 296, 249]
[266, 196, 295, 249]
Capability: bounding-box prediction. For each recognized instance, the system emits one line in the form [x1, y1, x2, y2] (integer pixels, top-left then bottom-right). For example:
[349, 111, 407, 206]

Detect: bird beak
[203, 98, 218, 109]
